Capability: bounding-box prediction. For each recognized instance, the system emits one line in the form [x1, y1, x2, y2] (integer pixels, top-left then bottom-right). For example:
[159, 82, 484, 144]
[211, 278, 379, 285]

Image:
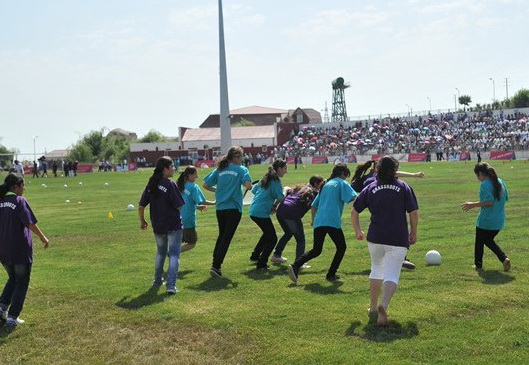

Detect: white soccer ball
[79, 182, 83, 185]
[64, 184, 68, 188]
[104, 182, 109, 186]
[41, 183, 47, 188]
[127, 204, 135, 211]
[65, 199, 70, 203]
[425, 250, 442, 266]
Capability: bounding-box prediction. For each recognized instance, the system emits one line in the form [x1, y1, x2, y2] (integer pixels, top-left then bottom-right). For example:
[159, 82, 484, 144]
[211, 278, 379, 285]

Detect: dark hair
[0, 173, 24, 198]
[217, 146, 243, 170]
[147, 156, 173, 194]
[474, 162, 502, 201]
[308, 175, 324, 190]
[376, 156, 399, 184]
[289, 184, 318, 209]
[352, 160, 375, 183]
[329, 163, 350, 180]
[176, 166, 197, 192]
[260, 159, 287, 188]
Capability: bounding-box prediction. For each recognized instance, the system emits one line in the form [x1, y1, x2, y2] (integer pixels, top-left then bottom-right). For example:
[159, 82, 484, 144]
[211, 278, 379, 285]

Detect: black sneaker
[256, 264, 269, 271]
[288, 264, 299, 283]
[210, 267, 222, 278]
[326, 274, 341, 282]
[402, 259, 416, 270]
[250, 254, 259, 262]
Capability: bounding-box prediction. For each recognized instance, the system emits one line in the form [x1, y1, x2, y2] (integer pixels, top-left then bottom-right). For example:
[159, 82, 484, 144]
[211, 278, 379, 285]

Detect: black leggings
[250, 216, 278, 268]
[212, 209, 242, 269]
[474, 227, 507, 268]
[292, 226, 347, 277]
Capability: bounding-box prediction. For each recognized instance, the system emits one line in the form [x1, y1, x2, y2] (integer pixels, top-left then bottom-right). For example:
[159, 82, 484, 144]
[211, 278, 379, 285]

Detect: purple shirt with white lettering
[139, 177, 185, 234]
[0, 195, 37, 265]
[353, 179, 418, 248]
[276, 190, 311, 220]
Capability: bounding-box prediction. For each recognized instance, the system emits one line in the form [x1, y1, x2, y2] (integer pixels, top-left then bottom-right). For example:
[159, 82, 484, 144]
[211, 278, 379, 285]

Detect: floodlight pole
[32, 135, 38, 162]
[218, 0, 232, 154]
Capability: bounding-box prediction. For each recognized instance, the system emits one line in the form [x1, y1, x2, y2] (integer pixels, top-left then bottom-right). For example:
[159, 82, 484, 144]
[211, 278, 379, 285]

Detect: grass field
[1, 160, 529, 364]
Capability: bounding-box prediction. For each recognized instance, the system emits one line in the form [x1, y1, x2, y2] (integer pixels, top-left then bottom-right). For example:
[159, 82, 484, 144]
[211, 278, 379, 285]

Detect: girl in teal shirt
[462, 162, 510, 271]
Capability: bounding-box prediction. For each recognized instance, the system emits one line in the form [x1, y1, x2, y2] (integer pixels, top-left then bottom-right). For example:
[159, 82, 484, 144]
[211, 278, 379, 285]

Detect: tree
[68, 143, 93, 162]
[458, 95, 472, 111]
[0, 143, 14, 168]
[81, 130, 104, 158]
[101, 135, 130, 162]
[138, 130, 167, 143]
[510, 88, 529, 108]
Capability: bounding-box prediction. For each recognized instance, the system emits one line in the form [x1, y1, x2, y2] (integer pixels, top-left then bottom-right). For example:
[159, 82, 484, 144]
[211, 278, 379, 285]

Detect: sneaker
[256, 265, 269, 271]
[250, 254, 259, 262]
[326, 274, 341, 282]
[287, 264, 299, 283]
[0, 306, 7, 321]
[402, 259, 416, 270]
[166, 287, 178, 295]
[271, 256, 287, 264]
[503, 258, 511, 272]
[210, 267, 222, 278]
[300, 264, 311, 270]
[152, 280, 164, 288]
[5, 316, 24, 329]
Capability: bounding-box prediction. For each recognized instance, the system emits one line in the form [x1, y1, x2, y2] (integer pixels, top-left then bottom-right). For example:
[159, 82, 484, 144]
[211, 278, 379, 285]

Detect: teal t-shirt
[312, 177, 357, 229]
[181, 181, 206, 229]
[476, 178, 508, 230]
[249, 179, 284, 218]
[204, 163, 252, 213]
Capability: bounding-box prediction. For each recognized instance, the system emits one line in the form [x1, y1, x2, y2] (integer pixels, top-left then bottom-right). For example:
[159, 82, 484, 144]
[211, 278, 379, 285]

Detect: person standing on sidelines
[248, 159, 288, 270]
[0, 173, 49, 329]
[351, 156, 419, 326]
[288, 163, 357, 283]
[203, 146, 252, 278]
[461, 162, 511, 271]
[32, 161, 39, 179]
[176, 166, 215, 253]
[138, 156, 185, 295]
[271, 175, 324, 265]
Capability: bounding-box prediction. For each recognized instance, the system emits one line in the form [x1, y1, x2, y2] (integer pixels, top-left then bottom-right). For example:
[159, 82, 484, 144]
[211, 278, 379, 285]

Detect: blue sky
[1, 0, 528, 156]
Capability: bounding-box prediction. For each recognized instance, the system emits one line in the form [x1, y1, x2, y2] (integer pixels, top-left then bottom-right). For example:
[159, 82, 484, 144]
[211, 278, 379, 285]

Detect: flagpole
[218, 0, 232, 154]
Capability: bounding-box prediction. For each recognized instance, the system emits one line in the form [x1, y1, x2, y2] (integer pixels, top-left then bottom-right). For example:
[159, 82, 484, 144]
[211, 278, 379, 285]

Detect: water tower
[331, 77, 349, 124]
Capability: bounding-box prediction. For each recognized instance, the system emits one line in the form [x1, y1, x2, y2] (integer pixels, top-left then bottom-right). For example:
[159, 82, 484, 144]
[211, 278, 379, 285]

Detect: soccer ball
[425, 250, 442, 266]
[104, 182, 109, 186]
[127, 204, 135, 211]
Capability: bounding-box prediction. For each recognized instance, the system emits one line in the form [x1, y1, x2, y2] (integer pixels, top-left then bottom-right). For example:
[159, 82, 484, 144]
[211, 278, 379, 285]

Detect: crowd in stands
[279, 109, 529, 157]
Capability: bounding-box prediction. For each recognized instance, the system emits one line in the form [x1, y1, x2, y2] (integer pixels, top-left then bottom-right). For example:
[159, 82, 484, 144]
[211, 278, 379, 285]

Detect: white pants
[368, 242, 408, 284]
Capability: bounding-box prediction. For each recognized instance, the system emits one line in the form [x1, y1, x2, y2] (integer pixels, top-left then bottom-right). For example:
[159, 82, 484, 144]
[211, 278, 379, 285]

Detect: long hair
[176, 166, 197, 192]
[474, 162, 502, 201]
[288, 184, 318, 210]
[351, 160, 375, 183]
[147, 156, 173, 194]
[308, 175, 324, 190]
[0, 173, 24, 198]
[328, 163, 350, 180]
[376, 156, 399, 184]
[217, 146, 243, 170]
[260, 159, 286, 188]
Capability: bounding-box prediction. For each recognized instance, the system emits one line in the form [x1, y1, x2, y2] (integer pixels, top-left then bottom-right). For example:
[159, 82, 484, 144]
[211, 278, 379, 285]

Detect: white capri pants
[368, 242, 408, 284]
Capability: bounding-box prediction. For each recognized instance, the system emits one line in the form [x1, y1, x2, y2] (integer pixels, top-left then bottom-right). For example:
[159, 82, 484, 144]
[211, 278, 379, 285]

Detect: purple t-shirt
[276, 190, 311, 220]
[139, 177, 185, 234]
[353, 179, 418, 248]
[0, 194, 37, 265]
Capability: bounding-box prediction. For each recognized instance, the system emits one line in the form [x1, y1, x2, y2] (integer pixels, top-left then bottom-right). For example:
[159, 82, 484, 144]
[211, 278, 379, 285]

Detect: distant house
[107, 128, 138, 139]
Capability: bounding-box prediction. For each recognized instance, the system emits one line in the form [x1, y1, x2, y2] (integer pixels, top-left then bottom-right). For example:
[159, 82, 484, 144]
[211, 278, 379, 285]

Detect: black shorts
[182, 228, 198, 244]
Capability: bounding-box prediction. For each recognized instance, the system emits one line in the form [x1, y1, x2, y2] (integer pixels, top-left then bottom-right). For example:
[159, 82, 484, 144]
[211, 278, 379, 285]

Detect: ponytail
[328, 163, 351, 180]
[260, 159, 286, 188]
[176, 166, 197, 192]
[218, 146, 244, 170]
[351, 160, 375, 183]
[147, 156, 173, 194]
[0, 173, 24, 198]
[376, 156, 399, 184]
[474, 162, 502, 200]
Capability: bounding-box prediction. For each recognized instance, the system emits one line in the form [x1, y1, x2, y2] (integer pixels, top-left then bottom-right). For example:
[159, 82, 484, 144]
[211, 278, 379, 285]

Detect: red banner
[490, 151, 515, 160]
[348, 155, 357, 163]
[371, 154, 384, 161]
[408, 153, 426, 162]
[459, 152, 471, 161]
[195, 159, 216, 168]
[128, 162, 138, 171]
[311, 156, 328, 164]
[77, 164, 93, 172]
[286, 156, 295, 164]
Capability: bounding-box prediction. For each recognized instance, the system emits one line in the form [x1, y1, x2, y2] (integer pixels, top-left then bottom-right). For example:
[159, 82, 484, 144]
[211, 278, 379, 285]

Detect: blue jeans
[0, 263, 32, 319]
[153, 230, 183, 290]
[274, 217, 306, 260]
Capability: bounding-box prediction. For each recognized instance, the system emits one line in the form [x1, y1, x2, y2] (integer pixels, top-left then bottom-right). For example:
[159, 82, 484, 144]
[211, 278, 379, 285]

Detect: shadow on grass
[242, 265, 288, 281]
[303, 281, 347, 295]
[116, 286, 166, 310]
[346, 319, 419, 342]
[478, 269, 515, 285]
[0, 323, 14, 338]
[187, 277, 238, 292]
[347, 269, 371, 276]
[178, 269, 193, 280]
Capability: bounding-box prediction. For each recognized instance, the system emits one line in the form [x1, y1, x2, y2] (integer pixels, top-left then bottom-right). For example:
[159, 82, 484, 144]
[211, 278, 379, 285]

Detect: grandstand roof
[182, 125, 275, 141]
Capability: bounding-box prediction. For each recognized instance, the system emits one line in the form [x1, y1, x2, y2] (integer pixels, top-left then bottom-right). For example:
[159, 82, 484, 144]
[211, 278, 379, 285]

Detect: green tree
[510, 88, 529, 108]
[0, 143, 14, 168]
[68, 143, 93, 162]
[81, 130, 104, 158]
[232, 118, 255, 127]
[138, 130, 167, 143]
[101, 135, 130, 162]
[458, 95, 472, 111]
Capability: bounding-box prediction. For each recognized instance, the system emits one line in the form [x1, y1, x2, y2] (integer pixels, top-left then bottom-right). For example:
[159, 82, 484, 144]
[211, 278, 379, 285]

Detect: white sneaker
[166, 288, 178, 295]
[6, 316, 24, 329]
[271, 256, 287, 264]
[300, 264, 311, 270]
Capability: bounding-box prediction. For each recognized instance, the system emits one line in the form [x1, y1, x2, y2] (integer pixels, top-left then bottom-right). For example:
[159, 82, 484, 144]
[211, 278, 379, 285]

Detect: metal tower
[331, 77, 349, 124]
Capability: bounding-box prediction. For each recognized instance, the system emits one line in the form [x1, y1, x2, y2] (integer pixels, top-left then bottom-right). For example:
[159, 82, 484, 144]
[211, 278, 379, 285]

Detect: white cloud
[418, 0, 484, 14]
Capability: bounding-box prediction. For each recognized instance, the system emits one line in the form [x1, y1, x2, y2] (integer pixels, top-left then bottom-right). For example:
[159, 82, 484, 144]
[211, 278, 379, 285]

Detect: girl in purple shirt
[139, 157, 185, 295]
[0, 173, 49, 329]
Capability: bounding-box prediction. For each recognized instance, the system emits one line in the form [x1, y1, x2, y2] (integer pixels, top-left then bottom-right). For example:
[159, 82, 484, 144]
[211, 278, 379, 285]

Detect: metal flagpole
[218, 0, 232, 154]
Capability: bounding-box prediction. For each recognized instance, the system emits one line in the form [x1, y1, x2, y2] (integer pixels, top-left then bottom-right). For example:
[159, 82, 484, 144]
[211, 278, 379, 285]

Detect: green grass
[1, 160, 529, 364]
